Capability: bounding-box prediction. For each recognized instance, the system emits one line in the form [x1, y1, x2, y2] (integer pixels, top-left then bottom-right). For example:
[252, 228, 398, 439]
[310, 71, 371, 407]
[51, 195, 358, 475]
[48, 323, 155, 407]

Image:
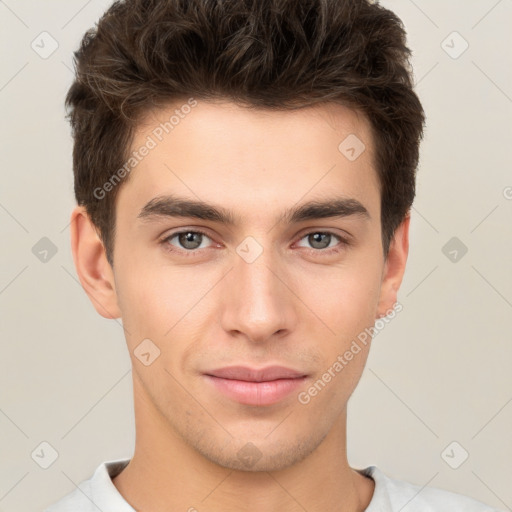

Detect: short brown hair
[66, 0, 425, 267]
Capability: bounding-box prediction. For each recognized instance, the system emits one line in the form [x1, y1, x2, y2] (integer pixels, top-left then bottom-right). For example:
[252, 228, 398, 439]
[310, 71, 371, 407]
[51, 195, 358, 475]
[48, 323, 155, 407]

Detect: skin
[70, 99, 409, 512]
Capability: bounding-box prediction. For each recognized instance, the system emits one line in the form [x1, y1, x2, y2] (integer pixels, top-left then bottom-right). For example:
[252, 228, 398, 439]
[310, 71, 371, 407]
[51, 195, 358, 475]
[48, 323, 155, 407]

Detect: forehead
[117, 99, 380, 224]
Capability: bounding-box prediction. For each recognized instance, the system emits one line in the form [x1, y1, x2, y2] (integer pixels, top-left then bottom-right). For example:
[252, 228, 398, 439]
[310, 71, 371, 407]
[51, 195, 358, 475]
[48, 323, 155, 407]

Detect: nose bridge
[220, 237, 295, 341]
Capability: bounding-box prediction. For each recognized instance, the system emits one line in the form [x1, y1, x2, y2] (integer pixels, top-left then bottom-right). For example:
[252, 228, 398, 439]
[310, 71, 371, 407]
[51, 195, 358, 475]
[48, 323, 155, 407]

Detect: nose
[219, 242, 298, 344]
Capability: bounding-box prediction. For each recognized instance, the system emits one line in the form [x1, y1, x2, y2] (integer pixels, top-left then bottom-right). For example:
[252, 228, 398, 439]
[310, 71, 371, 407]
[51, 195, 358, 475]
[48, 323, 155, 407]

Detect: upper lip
[205, 365, 307, 382]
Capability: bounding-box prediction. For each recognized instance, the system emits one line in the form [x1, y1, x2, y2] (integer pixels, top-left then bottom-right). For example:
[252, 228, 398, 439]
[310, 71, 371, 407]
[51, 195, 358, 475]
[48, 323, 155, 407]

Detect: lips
[204, 365, 308, 406]
[205, 365, 307, 382]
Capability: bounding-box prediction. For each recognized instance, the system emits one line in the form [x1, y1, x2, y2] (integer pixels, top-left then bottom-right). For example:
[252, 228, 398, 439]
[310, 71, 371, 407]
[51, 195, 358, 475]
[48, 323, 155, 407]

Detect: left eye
[296, 232, 344, 250]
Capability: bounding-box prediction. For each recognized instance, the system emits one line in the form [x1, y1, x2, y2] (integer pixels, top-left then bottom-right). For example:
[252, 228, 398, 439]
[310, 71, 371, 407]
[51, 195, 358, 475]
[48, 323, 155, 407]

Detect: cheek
[115, 260, 216, 351]
[303, 268, 380, 402]
[293, 256, 383, 337]
[113, 264, 173, 344]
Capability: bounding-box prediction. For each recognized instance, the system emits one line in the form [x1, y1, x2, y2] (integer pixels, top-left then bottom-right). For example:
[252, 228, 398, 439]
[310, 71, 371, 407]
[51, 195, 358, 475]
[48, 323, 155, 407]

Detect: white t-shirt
[43, 458, 504, 511]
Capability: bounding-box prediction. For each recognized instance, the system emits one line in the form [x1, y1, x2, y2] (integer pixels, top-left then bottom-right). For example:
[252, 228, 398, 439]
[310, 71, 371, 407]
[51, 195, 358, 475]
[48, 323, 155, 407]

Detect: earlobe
[70, 206, 121, 319]
[376, 214, 410, 318]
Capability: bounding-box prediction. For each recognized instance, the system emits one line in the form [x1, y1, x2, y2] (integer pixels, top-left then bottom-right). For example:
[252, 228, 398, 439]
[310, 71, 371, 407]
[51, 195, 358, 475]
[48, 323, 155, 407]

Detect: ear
[70, 205, 121, 319]
[376, 213, 410, 318]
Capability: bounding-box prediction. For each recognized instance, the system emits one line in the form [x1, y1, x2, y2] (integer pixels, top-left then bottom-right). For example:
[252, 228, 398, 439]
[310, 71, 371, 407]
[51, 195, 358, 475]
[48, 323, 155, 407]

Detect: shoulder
[362, 466, 504, 512]
[43, 458, 133, 512]
[43, 479, 94, 512]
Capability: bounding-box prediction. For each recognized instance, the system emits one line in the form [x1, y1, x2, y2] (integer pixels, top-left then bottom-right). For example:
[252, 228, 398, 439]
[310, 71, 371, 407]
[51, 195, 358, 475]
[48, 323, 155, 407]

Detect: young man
[45, 0, 502, 511]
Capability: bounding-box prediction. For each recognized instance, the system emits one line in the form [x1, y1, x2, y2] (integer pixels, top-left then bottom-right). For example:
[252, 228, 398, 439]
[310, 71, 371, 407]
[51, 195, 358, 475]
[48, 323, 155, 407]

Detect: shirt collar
[96, 459, 386, 511]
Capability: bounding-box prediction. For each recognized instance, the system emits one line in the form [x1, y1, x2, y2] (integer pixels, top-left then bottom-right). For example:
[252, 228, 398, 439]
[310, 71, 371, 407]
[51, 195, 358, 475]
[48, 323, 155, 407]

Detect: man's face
[102, 100, 405, 471]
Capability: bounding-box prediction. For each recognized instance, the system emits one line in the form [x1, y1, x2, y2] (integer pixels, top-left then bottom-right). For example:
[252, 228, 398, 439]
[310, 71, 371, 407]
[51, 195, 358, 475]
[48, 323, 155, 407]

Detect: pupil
[180, 232, 201, 249]
[311, 233, 329, 249]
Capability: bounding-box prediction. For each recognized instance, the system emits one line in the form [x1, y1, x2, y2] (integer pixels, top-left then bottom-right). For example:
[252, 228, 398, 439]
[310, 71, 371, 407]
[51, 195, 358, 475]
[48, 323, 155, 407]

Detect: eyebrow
[137, 194, 370, 226]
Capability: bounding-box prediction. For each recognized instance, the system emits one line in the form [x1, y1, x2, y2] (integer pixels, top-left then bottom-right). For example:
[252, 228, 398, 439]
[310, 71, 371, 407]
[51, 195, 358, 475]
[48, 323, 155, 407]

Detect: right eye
[161, 229, 215, 253]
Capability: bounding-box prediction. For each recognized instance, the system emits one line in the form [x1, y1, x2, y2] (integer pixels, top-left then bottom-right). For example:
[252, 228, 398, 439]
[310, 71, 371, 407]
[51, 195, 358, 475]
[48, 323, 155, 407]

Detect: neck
[113, 375, 375, 512]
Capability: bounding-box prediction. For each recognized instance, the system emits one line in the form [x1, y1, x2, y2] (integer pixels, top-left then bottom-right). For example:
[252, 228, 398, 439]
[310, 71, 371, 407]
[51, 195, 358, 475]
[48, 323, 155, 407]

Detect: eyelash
[159, 229, 350, 258]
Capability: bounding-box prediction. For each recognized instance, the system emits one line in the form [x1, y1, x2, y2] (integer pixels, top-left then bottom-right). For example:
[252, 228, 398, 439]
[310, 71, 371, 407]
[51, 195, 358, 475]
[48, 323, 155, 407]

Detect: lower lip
[204, 375, 307, 406]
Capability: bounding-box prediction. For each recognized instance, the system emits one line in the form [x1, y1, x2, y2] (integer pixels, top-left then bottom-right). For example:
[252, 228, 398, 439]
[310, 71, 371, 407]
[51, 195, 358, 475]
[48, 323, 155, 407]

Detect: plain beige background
[0, 1, 511, 511]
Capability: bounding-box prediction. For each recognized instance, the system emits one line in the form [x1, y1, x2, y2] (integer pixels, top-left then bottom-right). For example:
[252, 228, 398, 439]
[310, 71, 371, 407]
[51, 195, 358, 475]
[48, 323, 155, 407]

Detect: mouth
[204, 365, 309, 406]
